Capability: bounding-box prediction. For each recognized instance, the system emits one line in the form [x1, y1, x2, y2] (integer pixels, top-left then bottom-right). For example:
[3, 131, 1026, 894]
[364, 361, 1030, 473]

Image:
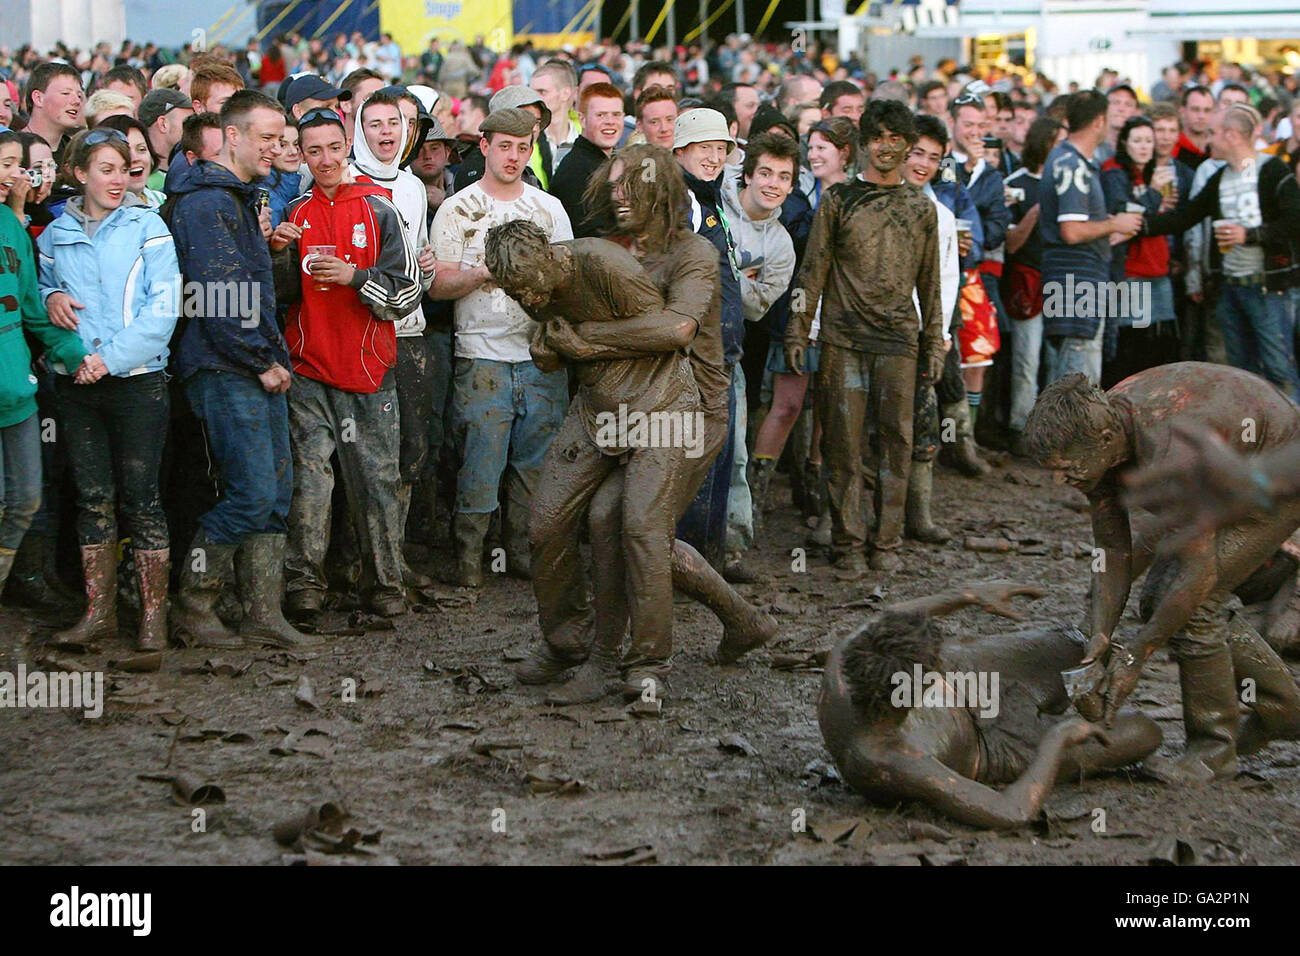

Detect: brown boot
[54, 544, 119, 646]
[1147, 646, 1239, 785]
[171, 530, 243, 649]
[939, 400, 991, 477]
[453, 512, 490, 588]
[134, 549, 170, 651]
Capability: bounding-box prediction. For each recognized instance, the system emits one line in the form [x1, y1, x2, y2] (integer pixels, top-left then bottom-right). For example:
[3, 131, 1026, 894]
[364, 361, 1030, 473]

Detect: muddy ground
[2, 454, 1299, 866]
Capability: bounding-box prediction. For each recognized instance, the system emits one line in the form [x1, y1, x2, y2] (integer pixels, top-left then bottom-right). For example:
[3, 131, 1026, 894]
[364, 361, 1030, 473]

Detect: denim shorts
[765, 338, 821, 375]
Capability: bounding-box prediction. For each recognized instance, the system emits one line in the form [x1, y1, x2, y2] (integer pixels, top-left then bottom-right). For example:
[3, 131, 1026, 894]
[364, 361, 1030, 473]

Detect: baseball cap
[478, 107, 541, 139]
[139, 88, 192, 128]
[489, 85, 552, 131]
[673, 107, 735, 151]
[285, 75, 352, 111]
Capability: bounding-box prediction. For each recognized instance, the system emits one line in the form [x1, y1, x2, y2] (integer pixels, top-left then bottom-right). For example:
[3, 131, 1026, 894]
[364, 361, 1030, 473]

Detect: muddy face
[864, 132, 909, 174]
[1039, 444, 1111, 493]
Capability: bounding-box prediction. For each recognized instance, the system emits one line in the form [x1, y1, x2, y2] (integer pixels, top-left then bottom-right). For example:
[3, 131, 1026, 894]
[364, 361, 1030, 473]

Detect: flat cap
[479, 106, 540, 138]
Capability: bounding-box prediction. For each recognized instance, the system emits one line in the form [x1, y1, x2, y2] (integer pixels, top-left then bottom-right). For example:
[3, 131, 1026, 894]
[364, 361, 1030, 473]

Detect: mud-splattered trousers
[533, 387, 698, 664]
[815, 344, 915, 556]
[55, 371, 170, 550]
[423, 329, 454, 483]
[911, 366, 940, 464]
[451, 357, 568, 535]
[184, 369, 292, 545]
[0, 413, 42, 550]
[396, 336, 434, 486]
[676, 374, 735, 568]
[285, 374, 403, 602]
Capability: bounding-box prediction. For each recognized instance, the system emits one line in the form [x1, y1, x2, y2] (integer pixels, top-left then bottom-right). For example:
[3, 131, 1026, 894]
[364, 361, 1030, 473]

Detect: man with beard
[786, 100, 946, 577]
[512, 146, 776, 702]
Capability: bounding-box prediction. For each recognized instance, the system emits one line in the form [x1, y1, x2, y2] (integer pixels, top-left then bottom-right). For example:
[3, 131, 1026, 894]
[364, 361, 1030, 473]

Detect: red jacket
[281, 182, 422, 393]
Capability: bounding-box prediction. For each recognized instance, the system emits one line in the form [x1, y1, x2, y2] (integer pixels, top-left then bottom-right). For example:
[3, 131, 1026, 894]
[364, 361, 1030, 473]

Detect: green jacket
[0, 207, 87, 428]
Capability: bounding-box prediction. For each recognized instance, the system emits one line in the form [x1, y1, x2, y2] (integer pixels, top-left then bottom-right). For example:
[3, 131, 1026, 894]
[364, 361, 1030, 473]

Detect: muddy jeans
[0, 412, 42, 550]
[423, 330, 454, 480]
[1046, 319, 1104, 385]
[285, 375, 403, 602]
[677, 366, 736, 568]
[451, 357, 567, 533]
[1009, 312, 1043, 433]
[56, 371, 170, 550]
[185, 369, 292, 545]
[816, 344, 915, 555]
[1217, 282, 1300, 404]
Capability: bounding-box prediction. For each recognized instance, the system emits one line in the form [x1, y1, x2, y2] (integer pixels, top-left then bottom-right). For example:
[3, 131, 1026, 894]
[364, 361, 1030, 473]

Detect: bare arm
[886, 581, 1044, 621]
[1087, 483, 1134, 650]
[1005, 204, 1039, 255]
[854, 720, 1100, 829]
[430, 261, 490, 301]
[1060, 214, 1137, 245]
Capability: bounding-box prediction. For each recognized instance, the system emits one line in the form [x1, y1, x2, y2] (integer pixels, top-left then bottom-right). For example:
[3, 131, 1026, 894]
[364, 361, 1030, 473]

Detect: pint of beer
[1213, 219, 1235, 255]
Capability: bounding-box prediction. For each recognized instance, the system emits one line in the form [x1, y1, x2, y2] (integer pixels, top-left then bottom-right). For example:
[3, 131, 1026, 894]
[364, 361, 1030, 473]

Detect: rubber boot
[235, 534, 322, 648]
[134, 549, 170, 651]
[1148, 646, 1240, 785]
[0, 546, 16, 595]
[54, 544, 118, 645]
[4, 534, 70, 609]
[746, 456, 776, 540]
[622, 663, 669, 703]
[545, 641, 622, 704]
[453, 511, 491, 588]
[939, 399, 991, 477]
[502, 481, 533, 580]
[171, 530, 243, 649]
[905, 460, 950, 544]
[803, 460, 826, 524]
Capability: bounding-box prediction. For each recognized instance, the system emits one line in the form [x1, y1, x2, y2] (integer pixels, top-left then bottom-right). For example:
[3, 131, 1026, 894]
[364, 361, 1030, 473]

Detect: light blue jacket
[37, 194, 180, 377]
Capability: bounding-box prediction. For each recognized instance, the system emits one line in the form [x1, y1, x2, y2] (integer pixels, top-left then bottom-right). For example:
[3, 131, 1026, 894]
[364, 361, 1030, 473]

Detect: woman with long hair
[0, 131, 88, 600]
[1101, 114, 1179, 385]
[37, 128, 181, 650]
[95, 114, 166, 208]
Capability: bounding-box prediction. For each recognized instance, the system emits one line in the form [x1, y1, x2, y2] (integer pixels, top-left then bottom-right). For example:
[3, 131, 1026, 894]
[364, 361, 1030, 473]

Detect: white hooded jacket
[349, 94, 433, 336]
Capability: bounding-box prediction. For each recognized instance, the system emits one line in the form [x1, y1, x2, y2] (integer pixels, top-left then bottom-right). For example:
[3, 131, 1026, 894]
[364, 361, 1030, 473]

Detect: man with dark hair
[1175, 85, 1215, 169]
[917, 80, 948, 119]
[819, 80, 865, 123]
[1096, 83, 1138, 165]
[139, 88, 194, 191]
[1025, 365, 1300, 784]
[271, 106, 424, 618]
[1039, 89, 1143, 384]
[786, 100, 944, 576]
[339, 67, 385, 139]
[24, 62, 83, 161]
[633, 60, 679, 99]
[101, 65, 147, 112]
[178, 111, 223, 167]
[718, 82, 759, 142]
[549, 82, 625, 237]
[819, 582, 1165, 827]
[166, 89, 318, 649]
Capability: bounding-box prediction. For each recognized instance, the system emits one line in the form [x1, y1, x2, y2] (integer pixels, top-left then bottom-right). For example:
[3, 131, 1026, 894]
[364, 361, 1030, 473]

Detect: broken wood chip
[181, 658, 251, 677]
[717, 733, 757, 757]
[525, 765, 586, 794]
[294, 674, 319, 710]
[964, 536, 1014, 553]
[107, 651, 163, 673]
[810, 817, 867, 844]
[584, 844, 656, 865]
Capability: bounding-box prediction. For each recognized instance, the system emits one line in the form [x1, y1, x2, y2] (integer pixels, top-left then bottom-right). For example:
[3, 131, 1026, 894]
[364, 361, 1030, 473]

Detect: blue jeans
[1217, 283, 1300, 403]
[1009, 312, 1043, 432]
[451, 357, 568, 516]
[725, 364, 752, 559]
[0, 412, 42, 551]
[1047, 319, 1105, 385]
[677, 368, 736, 568]
[186, 369, 293, 545]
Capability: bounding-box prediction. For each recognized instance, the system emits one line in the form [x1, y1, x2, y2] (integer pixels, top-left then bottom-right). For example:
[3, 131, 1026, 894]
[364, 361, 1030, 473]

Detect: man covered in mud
[1024, 364, 1300, 783]
[819, 577, 1300, 827]
[503, 145, 776, 702]
[785, 99, 946, 576]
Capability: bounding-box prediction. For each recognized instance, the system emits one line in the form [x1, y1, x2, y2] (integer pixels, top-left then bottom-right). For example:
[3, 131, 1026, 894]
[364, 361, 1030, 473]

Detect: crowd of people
[2, 31, 1300, 815]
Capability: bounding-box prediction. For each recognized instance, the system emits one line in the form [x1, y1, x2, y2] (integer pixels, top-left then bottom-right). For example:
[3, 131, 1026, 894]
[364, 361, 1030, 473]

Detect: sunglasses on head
[953, 92, 984, 108]
[85, 127, 129, 146]
[298, 107, 342, 128]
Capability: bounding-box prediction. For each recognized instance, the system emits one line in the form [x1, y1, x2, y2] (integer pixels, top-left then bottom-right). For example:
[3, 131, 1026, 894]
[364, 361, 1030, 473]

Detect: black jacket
[1144, 155, 1300, 292]
[683, 168, 743, 365]
[548, 135, 612, 238]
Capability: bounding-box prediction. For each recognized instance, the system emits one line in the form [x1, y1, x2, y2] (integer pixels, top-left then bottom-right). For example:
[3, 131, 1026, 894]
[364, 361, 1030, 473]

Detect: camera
[26, 167, 42, 189]
[982, 135, 1003, 151]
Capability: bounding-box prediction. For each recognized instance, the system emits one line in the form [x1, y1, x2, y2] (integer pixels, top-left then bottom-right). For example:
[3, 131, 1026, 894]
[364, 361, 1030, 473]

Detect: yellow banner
[379, 0, 514, 55]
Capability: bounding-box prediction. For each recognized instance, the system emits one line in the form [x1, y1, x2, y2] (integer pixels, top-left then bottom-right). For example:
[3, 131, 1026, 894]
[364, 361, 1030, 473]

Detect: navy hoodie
[165, 158, 292, 381]
[684, 168, 744, 366]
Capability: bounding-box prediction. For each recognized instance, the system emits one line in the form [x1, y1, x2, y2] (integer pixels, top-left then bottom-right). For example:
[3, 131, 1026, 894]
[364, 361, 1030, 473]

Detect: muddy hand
[784, 341, 806, 376]
[1097, 643, 1143, 727]
[971, 580, 1045, 620]
[1055, 716, 1110, 749]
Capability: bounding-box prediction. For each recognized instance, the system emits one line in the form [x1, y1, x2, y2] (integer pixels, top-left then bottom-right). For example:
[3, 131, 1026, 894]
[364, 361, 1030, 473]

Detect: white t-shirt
[432, 182, 572, 362]
[916, 185, 958, 341]
[1218, 160, 1265, 277]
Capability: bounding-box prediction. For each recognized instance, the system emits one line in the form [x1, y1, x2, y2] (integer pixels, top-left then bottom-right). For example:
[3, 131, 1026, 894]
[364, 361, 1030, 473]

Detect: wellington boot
[939, 400, 991, 477]
[1147, 646, 1240, 785]
[513, 640, 585, 685]
[545, 647, 623, 705]
[453, 512, 491, 588]
[235, 534, 322, 648]
[905, 460, 950, 544]
[171, 530, 242, 649]
[746, 456, 777, 540]
[134, 549, 170, 651]
[54, 544, 119, 646]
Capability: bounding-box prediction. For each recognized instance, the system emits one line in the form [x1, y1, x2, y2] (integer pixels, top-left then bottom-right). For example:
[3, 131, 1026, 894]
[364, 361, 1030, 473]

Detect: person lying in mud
[819, 582, 1159, 829]
[484, 195, 776, 705]
[820, 578, 1300, 829]
[1024, 364, 1300, 784]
